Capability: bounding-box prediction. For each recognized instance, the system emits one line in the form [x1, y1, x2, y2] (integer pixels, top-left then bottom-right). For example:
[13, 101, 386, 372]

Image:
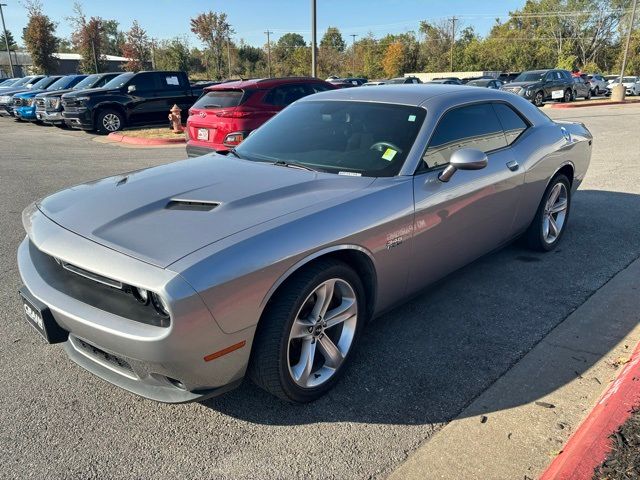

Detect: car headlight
[150, 293, 170, 318]
[0, 95, 9, 103]
[525, 88, 533, 96]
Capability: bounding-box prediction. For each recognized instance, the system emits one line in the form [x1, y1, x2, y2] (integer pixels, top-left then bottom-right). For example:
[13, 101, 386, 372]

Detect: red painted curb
[549, 100, 639, 109]
[539, 341, 640, 480]
[107, 132, 186, 145]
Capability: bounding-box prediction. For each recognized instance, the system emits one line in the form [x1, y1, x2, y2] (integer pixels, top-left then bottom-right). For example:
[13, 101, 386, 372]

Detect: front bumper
[62, 109, 94, 130]
[14, 106, 37, 120]
[36, 110, 64, 123]
[17, 209, 252, 402]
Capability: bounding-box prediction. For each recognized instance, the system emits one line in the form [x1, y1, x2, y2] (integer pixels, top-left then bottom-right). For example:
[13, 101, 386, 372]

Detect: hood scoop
[166, 198, 220, 211]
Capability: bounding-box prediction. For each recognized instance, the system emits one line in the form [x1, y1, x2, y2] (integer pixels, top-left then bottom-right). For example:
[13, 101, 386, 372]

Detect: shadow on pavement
[201, 189, 640, 426]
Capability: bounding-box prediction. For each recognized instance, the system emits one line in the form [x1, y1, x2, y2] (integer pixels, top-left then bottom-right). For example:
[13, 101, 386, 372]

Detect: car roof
[206, 76, 326, 91]
[298, 83, 521, 106]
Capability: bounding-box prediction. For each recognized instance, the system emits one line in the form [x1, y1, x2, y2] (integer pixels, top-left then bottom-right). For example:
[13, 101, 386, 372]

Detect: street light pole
[0, 3, 15, 77]
[350, 34, 358, 75]
[311, 0, 317, 77]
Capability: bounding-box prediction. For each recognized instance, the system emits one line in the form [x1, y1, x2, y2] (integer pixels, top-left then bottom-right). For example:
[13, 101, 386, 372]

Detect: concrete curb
[539, 341, 640, 480]
[107, 132, 186, 145]
[549, 100, 639, 109]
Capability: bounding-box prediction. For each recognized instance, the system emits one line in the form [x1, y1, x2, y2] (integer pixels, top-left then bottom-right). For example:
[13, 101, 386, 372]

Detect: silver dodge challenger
[18, 85, 592, 403]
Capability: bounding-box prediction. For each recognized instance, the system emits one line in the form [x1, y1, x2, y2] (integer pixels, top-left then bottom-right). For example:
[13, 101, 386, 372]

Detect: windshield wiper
[271, 160, 317, 172]
[227, 148, 242, 159]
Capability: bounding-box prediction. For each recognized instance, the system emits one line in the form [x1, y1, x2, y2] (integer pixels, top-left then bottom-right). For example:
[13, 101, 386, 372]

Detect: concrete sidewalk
[388, 257, 640, 480]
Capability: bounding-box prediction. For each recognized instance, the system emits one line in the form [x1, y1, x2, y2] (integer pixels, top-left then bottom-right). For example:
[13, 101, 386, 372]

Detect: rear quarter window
[492, 103, 528, 145]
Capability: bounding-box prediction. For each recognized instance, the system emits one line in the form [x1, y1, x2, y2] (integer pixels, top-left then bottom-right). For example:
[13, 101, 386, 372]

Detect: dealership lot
[1, 106, 640, 479]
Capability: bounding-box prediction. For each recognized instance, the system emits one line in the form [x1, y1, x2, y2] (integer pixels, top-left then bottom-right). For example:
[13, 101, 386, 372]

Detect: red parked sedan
[186, 77, 336, 157]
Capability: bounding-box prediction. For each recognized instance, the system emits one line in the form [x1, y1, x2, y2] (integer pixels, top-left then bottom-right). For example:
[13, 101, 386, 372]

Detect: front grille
[74, 337, 136, 377]
[28, 241, 170, 328]
[63, 105, 79, 113]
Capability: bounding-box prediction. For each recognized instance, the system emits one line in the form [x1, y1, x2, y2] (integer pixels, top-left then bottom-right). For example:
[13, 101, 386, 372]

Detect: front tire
[248, 259, 365, 403]
[562, 89, 572, 102]
[533, 91, 544, 107]
[525, 174, 571, 252]
[96, 109, 124, 135]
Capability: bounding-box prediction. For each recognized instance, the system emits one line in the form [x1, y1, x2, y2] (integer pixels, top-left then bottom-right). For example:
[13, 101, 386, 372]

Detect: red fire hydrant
[168, 104, 184, 133]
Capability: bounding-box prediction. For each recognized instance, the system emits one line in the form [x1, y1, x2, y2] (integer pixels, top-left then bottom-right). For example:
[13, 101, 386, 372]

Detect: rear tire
[248, 259, 366, 403]
[525, 174, 571, 252]
[96, 109, 124, 135]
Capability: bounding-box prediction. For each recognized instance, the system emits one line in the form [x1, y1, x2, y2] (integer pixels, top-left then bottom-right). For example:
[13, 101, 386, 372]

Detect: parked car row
[500, 69, 600, 106]
[1, 71, 212, 134]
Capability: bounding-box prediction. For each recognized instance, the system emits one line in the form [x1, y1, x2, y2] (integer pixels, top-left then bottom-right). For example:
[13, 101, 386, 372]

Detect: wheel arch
[93, 102, 127, 124]
[259, 245, 378, 322]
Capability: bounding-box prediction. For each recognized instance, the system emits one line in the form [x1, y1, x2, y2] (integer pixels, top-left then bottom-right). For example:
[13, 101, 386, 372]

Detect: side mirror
[127, 85, 136, 93]
[438, 148, 488, 182]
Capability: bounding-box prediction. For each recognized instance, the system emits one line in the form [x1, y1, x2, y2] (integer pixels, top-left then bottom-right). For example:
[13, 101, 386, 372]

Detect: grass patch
[120, 127, 185, 140]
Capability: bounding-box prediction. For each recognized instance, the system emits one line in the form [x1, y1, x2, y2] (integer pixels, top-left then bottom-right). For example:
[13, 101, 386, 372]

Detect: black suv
[61, 71, 208, 134]
[500, 69, 575, 106]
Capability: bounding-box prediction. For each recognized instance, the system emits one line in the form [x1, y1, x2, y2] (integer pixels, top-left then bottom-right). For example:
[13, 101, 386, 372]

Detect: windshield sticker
[338, 171, 362, 176]
[408, 114, 417, 122]
[382, 148, 397, 161]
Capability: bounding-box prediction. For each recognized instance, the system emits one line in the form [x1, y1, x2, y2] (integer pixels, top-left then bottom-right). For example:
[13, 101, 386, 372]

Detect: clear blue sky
[2, 0, 526, 48]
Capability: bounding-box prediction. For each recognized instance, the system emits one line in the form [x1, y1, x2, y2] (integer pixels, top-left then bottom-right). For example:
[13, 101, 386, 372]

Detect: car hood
[0, 87, 29, 96]
[15, 89, 46, 98]
[62, 87, 115, 98]
[36, 154, 374, 268]
[37, 88, 74, 98]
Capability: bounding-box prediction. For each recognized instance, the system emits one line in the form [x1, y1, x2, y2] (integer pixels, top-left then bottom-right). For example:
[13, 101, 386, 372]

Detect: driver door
[408, 102, 525, 293]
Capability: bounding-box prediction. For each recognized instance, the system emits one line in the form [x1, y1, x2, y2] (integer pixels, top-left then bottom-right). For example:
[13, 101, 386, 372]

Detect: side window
[308, 83, 332, 94]
[264, 84, 310, 106]
[544, 72, 554, 82]
[163, 74, 182, 90]
[128, 73, 157, 92]
[492, 103, 528, 145]
[422, 103, 507, 169]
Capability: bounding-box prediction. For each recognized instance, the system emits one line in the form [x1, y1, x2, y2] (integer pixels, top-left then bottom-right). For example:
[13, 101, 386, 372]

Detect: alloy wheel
[534, 92, 543, 107]
[103, 113, 121, 132]
[542, 182, 568, 244]
[287, 278, 358, 388]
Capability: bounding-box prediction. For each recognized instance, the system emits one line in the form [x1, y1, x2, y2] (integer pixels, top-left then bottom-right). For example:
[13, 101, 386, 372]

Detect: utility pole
[226, 36, 232, 79]
[311, 0, 317, 77]
[91, 38, 99, 74]
[350, 34, 358, 75]
[0, 3, 15, 77]
[620, 0, 638, 84]
[449, 16, 457, 73]
[264, 30, 272, 77]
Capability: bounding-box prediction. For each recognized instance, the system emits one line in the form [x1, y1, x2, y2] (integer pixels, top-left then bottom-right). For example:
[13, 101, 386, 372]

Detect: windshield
[31, 77, 58, 90]
[192, 89, 245, 109]
[0, 78, 17, 87]
[103, 72, 134, 89]
[514, 72, 546, 82]
[72, 74, 101, 90]
[612, 77, 637, 83]
[11, 76, 34, 87]
[235, 100, 426, 177]
[46, 76, 78, 91]
[386, 78, 406, 84]
[468, 80, 490, 86]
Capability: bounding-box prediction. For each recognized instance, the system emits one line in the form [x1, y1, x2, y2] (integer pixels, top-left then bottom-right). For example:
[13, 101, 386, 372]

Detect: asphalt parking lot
[1, 106, 640, 480]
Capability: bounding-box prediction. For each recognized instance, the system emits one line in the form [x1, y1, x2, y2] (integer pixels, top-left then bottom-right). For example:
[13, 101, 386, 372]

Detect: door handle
[506, 160, 519, 171]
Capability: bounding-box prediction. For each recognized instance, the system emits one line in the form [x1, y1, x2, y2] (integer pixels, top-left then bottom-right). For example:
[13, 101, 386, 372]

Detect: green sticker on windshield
[408, 115, 417, 122]
[382, 148, 397, 161]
